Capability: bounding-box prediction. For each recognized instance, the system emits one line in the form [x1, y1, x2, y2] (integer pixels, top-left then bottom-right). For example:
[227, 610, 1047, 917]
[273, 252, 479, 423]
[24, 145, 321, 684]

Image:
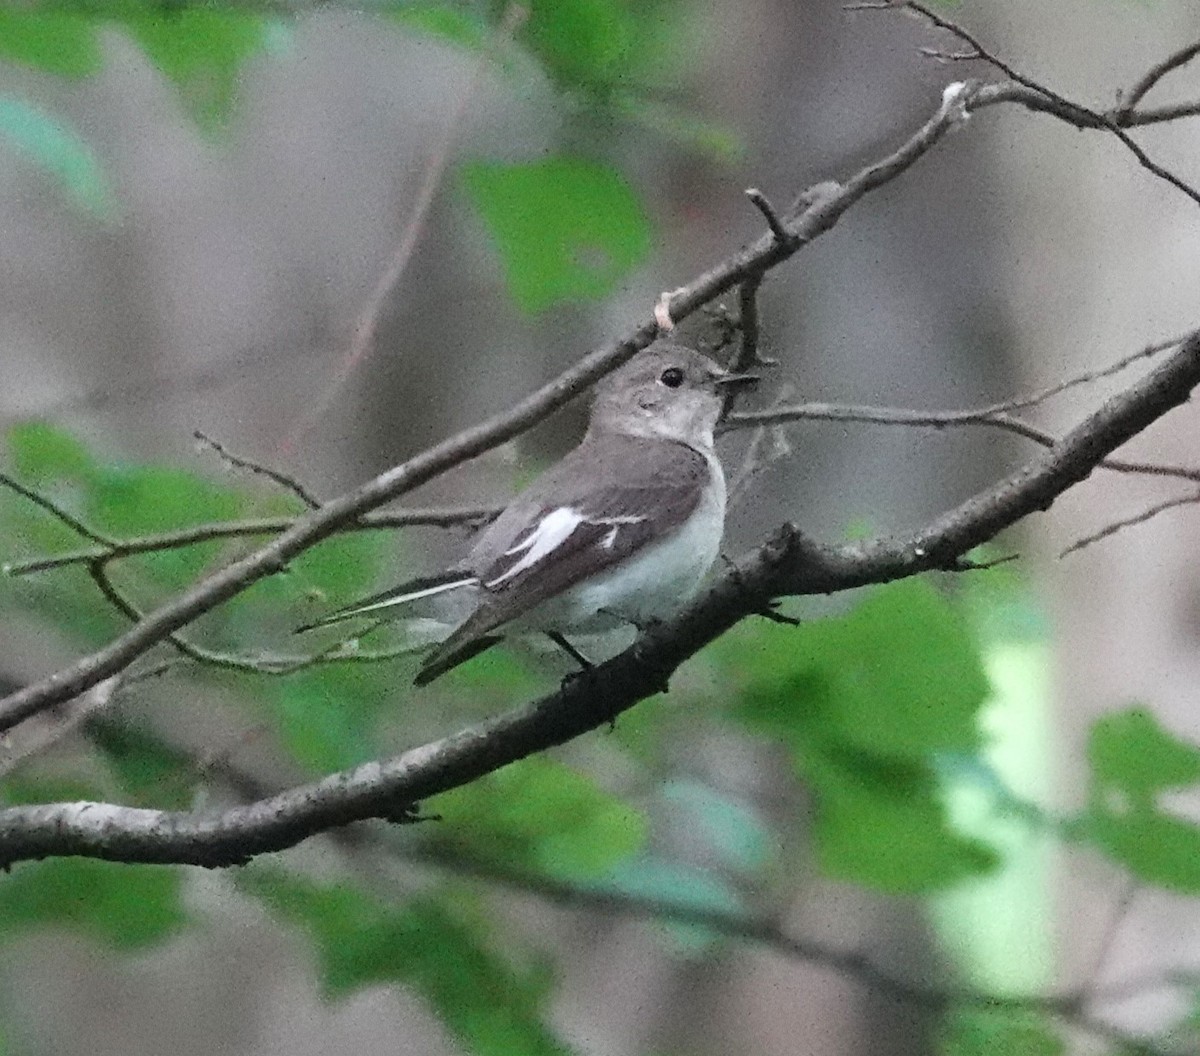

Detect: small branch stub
[745, 188, 796, 247]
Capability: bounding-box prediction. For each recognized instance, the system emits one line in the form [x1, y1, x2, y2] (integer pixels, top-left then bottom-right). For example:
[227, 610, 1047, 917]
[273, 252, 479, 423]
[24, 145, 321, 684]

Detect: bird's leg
[593, 609, 672, 698]
[547, 631, 594, 672]
[553, 634, 616, 726]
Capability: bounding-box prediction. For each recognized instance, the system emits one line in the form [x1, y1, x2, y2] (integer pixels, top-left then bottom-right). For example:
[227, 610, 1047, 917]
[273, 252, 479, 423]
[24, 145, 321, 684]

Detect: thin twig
[0, 469, 442, 673]
[194, 431, 322, 509]
[1115, 39, 1200, 117]
[3, 506, 498, 576]
[0, 471, 114, 547]
[85, 559, 429, 674]
[1060, 492, 1200, 557]
[3, 332, 1198, 863]
[723, 403, 1200, 485]
[744, 187, 795, 247]
[918, 47, 980, 64]
[719, 273, 772, 418]
[733, 275, 776, 371]
[1121, 101, 1200, 127]
[280, 3, 529, 452]
[896, 0, 1200, 208]
[728, 383, 795, 507]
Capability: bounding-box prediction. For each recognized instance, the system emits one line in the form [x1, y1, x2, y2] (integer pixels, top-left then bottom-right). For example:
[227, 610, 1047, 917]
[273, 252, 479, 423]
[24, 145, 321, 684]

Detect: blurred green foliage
[429, 757, 648, 880]
[0, 97, 116, 220]
[240, 869, 574, 1055]
[0, 8, 102, 77]
[1, 2, 1199, 1049]
[1084, 707, 1200, 892]
[939, 1007, 1064, 1056]
[7, 421, 1200, 1052]
[727, 580, 998, 892]
[0, 0, 714, 312]
[0, 859, 187, 950]
[462, 157, 652, 312]
[390, 3, 492, 51]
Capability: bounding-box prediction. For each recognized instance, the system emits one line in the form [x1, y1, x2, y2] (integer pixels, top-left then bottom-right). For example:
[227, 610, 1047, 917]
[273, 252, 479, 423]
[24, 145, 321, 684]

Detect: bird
[297, 342, 756, 685]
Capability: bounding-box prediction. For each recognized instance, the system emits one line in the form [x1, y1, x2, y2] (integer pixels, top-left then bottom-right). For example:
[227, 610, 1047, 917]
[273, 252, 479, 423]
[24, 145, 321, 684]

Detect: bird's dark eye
[659, 367, 685, 388]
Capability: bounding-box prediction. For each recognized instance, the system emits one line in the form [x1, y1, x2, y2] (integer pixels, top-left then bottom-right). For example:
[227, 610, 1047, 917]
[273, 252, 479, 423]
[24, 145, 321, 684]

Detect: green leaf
[265, 663, 394, 774]
[116, 6, 270, 130]
[6, 421, 94, 482]
[1084, 707, 1200, 891]
[940, 1007, 1063, 1056]
[83, 462, 244, 588]
[811, 749, 997, 891]
[241, 870, 573, 1056]
[429, 758, 647, 879]
[0, 97, 116, 219]
[463, 156, 652, 313]
[0, 859, 186, 951]
[730, 580, 989, 759]
[390, 3, 491, 50]
[728, 580, 996, 892]
[512, 0, 634, 97]
[89, 721, 197, 811]
[0, 10, 101, 77]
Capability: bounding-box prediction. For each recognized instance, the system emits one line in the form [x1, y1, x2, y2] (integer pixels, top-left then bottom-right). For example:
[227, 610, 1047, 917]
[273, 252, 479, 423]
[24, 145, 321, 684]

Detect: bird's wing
[415, 436, 713, 684]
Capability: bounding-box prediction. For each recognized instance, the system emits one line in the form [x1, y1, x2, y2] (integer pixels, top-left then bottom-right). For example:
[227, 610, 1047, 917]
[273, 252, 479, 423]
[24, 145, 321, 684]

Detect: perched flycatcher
[298, 343, 755, 683]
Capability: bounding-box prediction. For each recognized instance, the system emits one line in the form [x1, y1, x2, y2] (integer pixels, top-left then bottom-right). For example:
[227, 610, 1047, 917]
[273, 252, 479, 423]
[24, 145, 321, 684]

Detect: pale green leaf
[463, 157, 652, 312]
[0, 97, 116, 219]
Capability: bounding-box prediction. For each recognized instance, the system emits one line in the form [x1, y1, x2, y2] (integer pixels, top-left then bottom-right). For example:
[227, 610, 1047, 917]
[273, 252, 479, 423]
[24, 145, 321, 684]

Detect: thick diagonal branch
[0, 80, 979, 733]
[3, 68, 1198, 731]
[2, 332, 1196, 869]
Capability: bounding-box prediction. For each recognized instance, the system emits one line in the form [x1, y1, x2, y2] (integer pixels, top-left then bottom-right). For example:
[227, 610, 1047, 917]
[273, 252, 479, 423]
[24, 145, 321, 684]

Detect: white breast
[560, 450, 726, 631]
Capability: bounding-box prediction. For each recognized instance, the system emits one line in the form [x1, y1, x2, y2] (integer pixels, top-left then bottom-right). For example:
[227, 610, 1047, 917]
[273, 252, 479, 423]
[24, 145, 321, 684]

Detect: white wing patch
[592, 515, 645, 551]
[484, 509, 651, 588]
[487, 507, 585, 587]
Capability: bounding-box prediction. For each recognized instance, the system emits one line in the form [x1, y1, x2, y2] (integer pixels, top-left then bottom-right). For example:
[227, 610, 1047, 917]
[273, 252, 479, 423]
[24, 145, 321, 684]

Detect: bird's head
[588, 343, 757, 450]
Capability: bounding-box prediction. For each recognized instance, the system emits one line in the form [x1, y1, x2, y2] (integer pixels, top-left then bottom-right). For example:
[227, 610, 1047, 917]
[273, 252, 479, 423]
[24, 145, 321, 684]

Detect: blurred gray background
[2, 0, 1200, 1053]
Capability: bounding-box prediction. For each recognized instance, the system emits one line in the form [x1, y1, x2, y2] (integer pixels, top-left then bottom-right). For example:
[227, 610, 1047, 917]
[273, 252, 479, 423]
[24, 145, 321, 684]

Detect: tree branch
[2, 57, 1198, 733]
[0, 76, 983, 732]
[724, 402, 1200, 485]
[1114, 38, 1200, 118]
[2, 332, 1197, 869]
[879, 1, 1200, 206]
[3, 506, 498, 576]
[408, 848, 1171, 1056]
[194, 430, 322, 509]
[1060, 491, 1200, 558]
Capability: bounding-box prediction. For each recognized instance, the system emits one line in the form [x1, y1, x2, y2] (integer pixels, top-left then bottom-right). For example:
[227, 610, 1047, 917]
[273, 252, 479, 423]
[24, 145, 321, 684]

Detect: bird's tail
[294, 571, 478, 633]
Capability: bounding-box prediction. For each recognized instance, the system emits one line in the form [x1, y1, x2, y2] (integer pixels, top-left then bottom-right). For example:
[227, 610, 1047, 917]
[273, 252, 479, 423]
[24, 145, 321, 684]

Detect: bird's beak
[712, 371, 760, 387]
